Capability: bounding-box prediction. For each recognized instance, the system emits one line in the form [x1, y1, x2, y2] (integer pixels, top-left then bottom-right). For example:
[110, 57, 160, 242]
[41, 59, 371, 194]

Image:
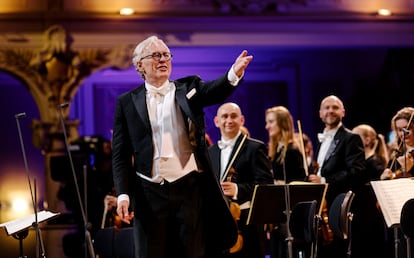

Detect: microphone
[403, 128, 410, 135]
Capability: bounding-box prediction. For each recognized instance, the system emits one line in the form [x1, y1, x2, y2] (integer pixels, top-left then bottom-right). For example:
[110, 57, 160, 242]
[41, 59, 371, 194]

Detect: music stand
[0, 211, 59, 257]
[247, 183, 327, 258]
[247, 183, 328, 225]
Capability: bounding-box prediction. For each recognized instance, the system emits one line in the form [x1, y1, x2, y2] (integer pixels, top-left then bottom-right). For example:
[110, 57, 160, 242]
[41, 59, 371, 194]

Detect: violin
[226, 167, 244, 253]
[297, 120, 334, 244]
[380, 147, 414, 180]
[307, 161, 334, 244]
[389, 149, 414, 179]
[101, 194, 122, 229]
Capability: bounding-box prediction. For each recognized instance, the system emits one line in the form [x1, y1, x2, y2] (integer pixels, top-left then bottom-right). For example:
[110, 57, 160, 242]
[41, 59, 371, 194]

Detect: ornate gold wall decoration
[0, 24, 133, 153]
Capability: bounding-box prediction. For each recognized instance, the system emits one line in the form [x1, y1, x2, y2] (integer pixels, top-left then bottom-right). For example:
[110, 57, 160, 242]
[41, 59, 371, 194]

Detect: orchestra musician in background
[379, 107, 414, 258]
[307, 95, 366, 258]
[381, 107, 414, 180]
[352, 124, 389, 180]
[208, 102, 273, 258]
[351, 124, 390, 258]
[264, 105, 307, 258]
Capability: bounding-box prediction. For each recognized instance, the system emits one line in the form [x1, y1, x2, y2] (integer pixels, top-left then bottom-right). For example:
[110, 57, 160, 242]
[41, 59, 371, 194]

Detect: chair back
[94, 227, 135, 258]
[328, 191, 355, 240]
[290, 200, 318, 243]
[401, 198, 414, 238]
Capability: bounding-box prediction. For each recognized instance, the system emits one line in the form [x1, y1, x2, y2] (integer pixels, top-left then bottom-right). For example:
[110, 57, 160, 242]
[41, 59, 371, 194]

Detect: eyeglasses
[140, 52, 173, 61]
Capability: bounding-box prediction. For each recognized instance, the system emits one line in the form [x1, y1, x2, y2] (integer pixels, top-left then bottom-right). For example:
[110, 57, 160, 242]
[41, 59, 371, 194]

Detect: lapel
[131, 86, 151, 131]
[210, 146, 221, 179]
[323, 126, 343, 163]
[223, 133, 247, 179]
[175, 82, 198, 127]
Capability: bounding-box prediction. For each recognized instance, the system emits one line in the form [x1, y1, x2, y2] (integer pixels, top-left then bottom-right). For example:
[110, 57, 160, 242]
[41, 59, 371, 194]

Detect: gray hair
[132, 35, 161, 79]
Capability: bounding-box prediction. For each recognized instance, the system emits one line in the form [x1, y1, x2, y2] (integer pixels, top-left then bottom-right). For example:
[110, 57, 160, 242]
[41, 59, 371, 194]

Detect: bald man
[308, 95, 367, 258]
[207, 102, 273, 258]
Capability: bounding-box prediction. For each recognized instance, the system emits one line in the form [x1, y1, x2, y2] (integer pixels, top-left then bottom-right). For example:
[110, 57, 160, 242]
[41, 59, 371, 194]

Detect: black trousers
[132, 172, 205, 258]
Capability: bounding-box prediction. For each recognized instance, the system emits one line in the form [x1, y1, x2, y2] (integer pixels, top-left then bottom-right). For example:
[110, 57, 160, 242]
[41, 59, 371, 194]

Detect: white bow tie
[317, 132, 334, 143]
[147, 85, 170, 99]
[218, 140, 233, 150]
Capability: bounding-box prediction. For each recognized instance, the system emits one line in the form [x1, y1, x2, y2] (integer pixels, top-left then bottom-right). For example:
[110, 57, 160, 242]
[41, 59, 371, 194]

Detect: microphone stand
[281, 146, 293, 258]
[57, 103, 95, 258]
[15, 112, 46, 258]
[392, 126, 411, 258]
[401, 130, 411, 258]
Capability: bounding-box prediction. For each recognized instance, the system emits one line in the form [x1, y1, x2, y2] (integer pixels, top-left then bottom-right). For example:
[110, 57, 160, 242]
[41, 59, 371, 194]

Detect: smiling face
[136, 39, 172, 87]
[319, 95, 345, 129]
[214, 103, 245, 140]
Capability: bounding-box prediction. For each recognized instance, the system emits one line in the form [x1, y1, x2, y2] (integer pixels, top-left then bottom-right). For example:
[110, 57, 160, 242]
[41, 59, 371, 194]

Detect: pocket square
[186, 88, 196, 99]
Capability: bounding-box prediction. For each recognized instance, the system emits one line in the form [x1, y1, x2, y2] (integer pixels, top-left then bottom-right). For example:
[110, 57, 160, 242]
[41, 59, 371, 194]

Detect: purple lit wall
[71, 46, 405, 146]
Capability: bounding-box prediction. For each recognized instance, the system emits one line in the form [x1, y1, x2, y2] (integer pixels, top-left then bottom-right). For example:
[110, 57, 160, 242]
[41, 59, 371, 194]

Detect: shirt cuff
[232, 184, 239, 200]
[117, 194, 130, 207]
[320, 177, 326, 184]
[227, 65, 242, 86]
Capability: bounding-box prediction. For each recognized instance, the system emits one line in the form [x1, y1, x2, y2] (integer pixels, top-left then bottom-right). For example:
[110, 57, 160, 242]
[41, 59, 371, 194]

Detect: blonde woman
[352, 124, 389, 180]
[265, 106, 306, 184]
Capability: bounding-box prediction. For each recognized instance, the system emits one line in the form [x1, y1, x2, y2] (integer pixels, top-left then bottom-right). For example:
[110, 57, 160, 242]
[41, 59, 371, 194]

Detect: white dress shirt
[316, 124, 341, 183]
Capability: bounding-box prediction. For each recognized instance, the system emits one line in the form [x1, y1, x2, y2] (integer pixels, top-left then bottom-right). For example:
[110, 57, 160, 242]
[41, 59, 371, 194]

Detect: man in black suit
[208, 102, 273, 258]
[308, 95, 366, 258]
[112, 35, 253, 258]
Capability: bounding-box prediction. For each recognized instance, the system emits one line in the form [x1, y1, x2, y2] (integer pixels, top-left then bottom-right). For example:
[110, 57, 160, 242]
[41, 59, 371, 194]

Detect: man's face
[319, 96, 345, 129]
[137, 40, 172, 86]
[214, 103, 245, 139]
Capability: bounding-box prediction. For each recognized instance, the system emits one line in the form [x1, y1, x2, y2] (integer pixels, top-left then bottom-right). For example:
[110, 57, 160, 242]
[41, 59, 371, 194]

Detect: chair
[94, 227, 116, 257]
[289, 200, 318, 258]
[114, 227, 135, 258]
[400, 198, 414, 258]
[328, 191, 355, 258]
[94, 227, 135, 258]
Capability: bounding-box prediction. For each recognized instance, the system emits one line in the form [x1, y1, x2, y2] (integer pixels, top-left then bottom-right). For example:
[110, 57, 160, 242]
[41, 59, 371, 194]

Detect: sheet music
[0, 210, 59, 236]
[370, 178, 414, 228]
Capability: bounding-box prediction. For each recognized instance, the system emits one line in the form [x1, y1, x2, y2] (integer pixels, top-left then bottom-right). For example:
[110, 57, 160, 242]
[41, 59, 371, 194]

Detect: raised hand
[232, 50, 253, 78]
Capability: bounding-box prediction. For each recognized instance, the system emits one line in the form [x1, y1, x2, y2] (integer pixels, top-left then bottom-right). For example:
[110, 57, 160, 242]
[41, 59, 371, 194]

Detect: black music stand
[247, 183, 328, 225]
[247, 183, 327, 258]
[0, 211, 59, 258]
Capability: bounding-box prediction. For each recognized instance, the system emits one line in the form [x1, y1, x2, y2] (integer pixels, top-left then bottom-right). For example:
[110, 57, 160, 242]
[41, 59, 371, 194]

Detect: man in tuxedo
[112, 35, 253, 258]
[308, 95, 367, 258]
[208, 102, 273, 258]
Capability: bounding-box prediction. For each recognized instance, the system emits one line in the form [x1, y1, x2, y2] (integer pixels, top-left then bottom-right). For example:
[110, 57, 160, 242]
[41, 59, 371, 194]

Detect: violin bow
[297, 120, 309, 176]
[221, 133, 248, 182]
